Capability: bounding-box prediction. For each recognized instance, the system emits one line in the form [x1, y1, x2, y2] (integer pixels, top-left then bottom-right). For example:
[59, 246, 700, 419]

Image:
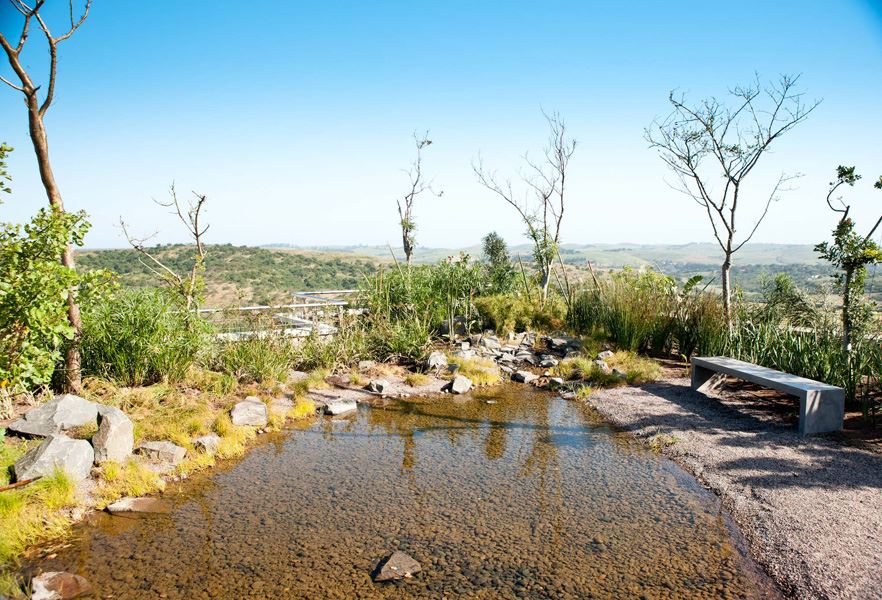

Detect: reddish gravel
[585, 377, 882, 600]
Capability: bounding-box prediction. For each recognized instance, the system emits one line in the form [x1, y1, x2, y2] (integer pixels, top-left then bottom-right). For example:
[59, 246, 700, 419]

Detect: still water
[27, 386, 774, 599]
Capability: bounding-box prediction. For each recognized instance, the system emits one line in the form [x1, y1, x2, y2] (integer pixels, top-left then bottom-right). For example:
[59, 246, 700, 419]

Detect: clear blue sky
[1, 1, 880, 250]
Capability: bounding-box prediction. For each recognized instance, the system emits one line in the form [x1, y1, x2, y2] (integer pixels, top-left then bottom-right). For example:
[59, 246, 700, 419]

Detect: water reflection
[25, 385, 774, 599]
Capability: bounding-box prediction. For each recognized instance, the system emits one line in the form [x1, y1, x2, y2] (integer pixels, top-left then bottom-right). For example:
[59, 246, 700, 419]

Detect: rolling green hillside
[77, 244, 383, 306]
[80, 242, 880, 307]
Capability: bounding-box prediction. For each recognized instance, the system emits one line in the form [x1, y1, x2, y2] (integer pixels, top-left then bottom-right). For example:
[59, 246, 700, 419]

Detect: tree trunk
[402, 233, 412, 266]
[26, 98, 83, 392]
[842, 267, 853, 352]
[721, 257, 732, 331]
[539, 265, 551, 306]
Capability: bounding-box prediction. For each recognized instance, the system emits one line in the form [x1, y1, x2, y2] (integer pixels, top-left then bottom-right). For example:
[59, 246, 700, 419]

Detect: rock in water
[230, 397, 268, 427]
[136, 440, 187, 465]
[30, 571, 92, 600]
[92, 405, 134, 464]
[373, 551, 422, 582]
[425, 351, 448, 370]
[324, 399, 357, 415]
[8, 394, 97, 438]
[14, 435, 93, 482]
[512, 370, 539, 384]
[106, 496, 170, 514]
[443, 375, 472, 394]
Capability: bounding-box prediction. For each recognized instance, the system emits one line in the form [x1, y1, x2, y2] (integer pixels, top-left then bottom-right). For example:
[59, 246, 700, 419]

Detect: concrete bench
[691, 356, 844, 436]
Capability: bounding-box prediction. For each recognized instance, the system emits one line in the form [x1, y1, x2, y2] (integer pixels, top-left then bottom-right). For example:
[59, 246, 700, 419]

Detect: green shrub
[211, 332, 296, 383]
[294, 316, 369, 371]
[0, 207, 107, 395]
[475, 294, 565, 334]
[81, 288, 206, 386]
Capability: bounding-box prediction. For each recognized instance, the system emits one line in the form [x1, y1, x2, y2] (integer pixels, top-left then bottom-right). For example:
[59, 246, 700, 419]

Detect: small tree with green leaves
[814, 165, 882, 352]
[482, 231, 516, 294]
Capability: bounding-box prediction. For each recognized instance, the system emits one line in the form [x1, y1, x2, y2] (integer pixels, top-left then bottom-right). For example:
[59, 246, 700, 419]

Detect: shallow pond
[27, 386, 775, 599]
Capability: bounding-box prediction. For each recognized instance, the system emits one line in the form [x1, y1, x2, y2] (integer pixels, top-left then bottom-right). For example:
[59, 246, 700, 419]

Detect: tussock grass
[288, 397, 316, 420]
[607, 351, 661, 384]
[94, 459, 165, 506]
[0, 468, 77, 592]
[290, 369, 330, 395]
[447, 356, 501, 386]
[348, 372, 365, 386]
[404, 372, 431, 387]
[553, 351, 661, 387]
[212, 414, 257, 459]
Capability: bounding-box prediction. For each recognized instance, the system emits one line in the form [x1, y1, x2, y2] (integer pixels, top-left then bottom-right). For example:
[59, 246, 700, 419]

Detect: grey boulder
[14, 434, 93, 482]
[194, 433, 221, 454]
[8, 394, 97, 438]
[92, 405, 134, 464]
[136, 440, 186, 465]
[324, 399, 357, 415]
[597, 350, 615, 360]
[512, 370, 539, 384]
[443, 375, 472, 394]
[366, 379, 388, 394]
[425, 351, 448, 370]
[230, 397, 268, 427]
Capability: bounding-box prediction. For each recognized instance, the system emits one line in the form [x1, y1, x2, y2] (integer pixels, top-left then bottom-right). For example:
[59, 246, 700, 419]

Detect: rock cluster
[10, 394, 135, 484]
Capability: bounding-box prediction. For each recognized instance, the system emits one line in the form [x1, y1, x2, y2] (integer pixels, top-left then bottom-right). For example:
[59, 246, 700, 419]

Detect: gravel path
[584, 377, 882, 600]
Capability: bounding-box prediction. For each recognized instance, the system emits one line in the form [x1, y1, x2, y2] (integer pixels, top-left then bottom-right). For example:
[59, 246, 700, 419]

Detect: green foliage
[211, 330, 296, 384]
[360, 254, 488, 347]
[294, 316, 369, 370]
[0, 143, 11, 196]
[815, 166, 882, 346]
[81, 288, 208, 386]
[474, 294, 565, 334]
[0, 208, 98, 393]
[482, 231, 516, 294]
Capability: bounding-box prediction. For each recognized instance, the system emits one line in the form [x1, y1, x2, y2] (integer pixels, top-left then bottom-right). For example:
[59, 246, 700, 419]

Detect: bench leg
[799, 389, 845, 436]
[691, 363, 721, 392]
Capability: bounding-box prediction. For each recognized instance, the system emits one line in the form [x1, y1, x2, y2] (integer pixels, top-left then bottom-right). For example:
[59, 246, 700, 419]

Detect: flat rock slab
[106, 496, 170, 514]
[136, 440, 186, 465]
[269, 397, 294, 416]
[8, 394, 97, 438]
[30, 571, 92, 600]
[324, 399, 357, 415]
[231, 397, 268, 427]
[373, 551, 422, 582]
[92, 405, 134, 464]
[512, 370, 539, 384]
[14, 434, 93, 482]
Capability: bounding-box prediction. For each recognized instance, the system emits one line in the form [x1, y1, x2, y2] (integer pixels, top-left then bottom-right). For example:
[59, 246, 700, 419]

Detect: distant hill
[79, 242, 880, 307]
[267, 242, 822, 267]
[77, 244, 383, 306]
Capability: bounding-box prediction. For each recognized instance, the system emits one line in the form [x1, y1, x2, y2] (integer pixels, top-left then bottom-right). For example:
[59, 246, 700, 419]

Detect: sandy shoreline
[584, 377, 882, 600]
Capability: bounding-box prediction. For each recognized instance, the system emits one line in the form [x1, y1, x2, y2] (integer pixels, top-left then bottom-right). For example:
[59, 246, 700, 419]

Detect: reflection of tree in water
[516, 396, 565, 572]
[483, 425, 507, 460]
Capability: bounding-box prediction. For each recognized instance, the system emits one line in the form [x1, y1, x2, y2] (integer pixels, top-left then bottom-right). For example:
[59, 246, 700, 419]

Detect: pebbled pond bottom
[28, 385, 775, 599]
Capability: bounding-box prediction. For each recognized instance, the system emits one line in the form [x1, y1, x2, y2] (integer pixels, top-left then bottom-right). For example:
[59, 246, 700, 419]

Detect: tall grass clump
[474, 293, 565, 334]
[81, 288, 208, 386]
[212, 332, 295, 383]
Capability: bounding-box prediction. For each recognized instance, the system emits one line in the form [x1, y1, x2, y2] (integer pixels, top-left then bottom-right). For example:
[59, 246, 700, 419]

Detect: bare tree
[121, 184, 210, 312]
[1, 0, 92, 391]
[646, 74, 819, 326]
[396, 131, 440, 265]
[474, 111, 576, 304]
